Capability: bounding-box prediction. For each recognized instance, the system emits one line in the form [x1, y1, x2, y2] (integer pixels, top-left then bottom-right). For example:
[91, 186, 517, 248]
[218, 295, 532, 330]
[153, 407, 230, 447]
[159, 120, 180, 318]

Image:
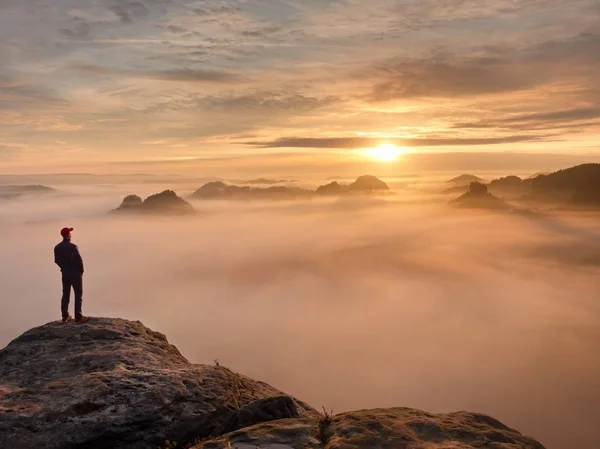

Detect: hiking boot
[75, 316, 90, 324]
[62, 315, 73, 323]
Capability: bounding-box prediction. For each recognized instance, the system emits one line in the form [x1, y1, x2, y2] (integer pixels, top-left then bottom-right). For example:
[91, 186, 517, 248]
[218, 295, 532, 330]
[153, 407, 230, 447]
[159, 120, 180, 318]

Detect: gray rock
[214, 395, 301, 436]
[0, 318, 546, 449]
[0, 318, 314, 449]
[199, 407, 547, 449]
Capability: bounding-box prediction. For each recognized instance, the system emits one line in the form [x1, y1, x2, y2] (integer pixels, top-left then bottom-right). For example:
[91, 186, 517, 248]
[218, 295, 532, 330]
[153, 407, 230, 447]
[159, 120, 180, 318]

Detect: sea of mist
[0, 178, 599, 449]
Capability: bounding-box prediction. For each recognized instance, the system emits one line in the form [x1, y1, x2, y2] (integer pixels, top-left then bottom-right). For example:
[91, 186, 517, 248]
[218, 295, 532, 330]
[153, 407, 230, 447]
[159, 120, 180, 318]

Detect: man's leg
[72, 275, 84, 321]
[61, 275, 72, 320]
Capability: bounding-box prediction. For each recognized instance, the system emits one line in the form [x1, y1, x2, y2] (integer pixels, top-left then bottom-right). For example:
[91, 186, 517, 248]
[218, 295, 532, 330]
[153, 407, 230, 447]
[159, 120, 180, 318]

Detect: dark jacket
[54, 239, 84, 276]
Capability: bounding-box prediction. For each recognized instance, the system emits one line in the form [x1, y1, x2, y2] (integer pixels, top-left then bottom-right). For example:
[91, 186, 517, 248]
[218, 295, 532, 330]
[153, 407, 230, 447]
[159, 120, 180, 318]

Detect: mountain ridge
[190, 175, 390, 200]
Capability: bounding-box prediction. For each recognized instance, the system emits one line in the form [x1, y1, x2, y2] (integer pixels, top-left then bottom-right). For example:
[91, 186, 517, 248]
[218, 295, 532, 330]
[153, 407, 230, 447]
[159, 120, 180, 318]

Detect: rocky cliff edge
[0, 318, 545, 449]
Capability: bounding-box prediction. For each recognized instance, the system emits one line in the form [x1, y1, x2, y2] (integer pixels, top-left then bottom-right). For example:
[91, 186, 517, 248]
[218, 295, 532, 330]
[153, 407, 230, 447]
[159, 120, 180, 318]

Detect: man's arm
[73, 245, 84, 274]
[54, 246, 62, 269]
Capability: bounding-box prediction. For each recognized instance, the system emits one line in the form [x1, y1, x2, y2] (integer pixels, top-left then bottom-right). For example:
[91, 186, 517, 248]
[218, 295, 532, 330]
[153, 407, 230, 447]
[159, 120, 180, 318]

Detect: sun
[365, 143, 407, 162]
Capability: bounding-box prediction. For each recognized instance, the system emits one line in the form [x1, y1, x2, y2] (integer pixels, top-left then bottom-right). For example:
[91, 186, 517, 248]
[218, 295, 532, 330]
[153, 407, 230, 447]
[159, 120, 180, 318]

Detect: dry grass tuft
[318, 407, 334, 446]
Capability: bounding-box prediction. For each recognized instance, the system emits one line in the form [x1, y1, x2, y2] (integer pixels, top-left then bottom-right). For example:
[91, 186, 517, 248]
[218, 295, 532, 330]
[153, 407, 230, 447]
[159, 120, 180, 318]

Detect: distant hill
[443, 164, 600, 205]
[318, 175, 390, 196]
[487, 176, 533, 197]
[527, 171, 552, 179]
[191, 176, 390, 200]
[115, 194, 143, 211]
[489, 175, 523, 187]
[316, 181, 344, 196]
[451, 182, 507, 209]
[348, 175, 390, 192]
[112, 190, 195, 215]
[442, 185, 470, 195]
[243, 178, 293, 185]
[190, 182, 309, 200]
[0, 185, 56, 199]
[442, 175, 530, 196]
[447, 174, 484, 185]
[531, 163, 600, 205]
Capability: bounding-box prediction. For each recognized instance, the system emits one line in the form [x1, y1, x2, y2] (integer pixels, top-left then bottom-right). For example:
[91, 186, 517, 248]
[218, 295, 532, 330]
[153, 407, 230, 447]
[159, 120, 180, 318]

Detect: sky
[1, 0, 600, 174]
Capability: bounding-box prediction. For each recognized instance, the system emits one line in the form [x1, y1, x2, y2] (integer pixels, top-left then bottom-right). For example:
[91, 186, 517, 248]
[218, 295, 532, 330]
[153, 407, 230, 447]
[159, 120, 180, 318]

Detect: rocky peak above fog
[447, 174, 484, 185]
[316, 176, 390, 196]
[451, 182, 507, 210]
[348, 175, 390, 192]
[190, 175, 391, 200]
[112, 190, 195, 215]
[190, 182, 304, 200]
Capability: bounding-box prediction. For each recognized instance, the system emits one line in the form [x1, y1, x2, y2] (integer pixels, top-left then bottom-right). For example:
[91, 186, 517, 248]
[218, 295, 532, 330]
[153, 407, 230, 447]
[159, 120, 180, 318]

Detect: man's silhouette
[54, 227, 89, 324]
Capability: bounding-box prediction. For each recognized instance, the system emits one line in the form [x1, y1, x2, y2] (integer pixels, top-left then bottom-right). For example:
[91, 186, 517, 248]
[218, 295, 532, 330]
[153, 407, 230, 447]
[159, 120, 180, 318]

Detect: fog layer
[0, 188, 599, 449]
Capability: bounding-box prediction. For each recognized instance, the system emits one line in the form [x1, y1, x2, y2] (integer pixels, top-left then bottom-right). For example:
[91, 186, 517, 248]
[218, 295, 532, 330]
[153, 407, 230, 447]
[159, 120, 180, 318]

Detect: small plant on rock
[318, 407, 334, 445]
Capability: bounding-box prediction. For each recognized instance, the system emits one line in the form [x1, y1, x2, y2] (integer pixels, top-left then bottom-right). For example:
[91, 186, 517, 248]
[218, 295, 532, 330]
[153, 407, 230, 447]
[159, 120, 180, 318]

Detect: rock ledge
[0, 318, 546, 449]
[0, 318, 312, 449]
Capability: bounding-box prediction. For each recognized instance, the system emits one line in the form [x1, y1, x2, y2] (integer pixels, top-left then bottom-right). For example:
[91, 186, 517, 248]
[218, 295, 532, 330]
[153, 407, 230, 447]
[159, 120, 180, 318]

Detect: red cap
[60, 227, 73, 236]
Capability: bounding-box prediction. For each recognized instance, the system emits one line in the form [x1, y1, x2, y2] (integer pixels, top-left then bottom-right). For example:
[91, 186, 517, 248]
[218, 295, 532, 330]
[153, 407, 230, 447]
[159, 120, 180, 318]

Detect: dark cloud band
[246, 135, 545, 149]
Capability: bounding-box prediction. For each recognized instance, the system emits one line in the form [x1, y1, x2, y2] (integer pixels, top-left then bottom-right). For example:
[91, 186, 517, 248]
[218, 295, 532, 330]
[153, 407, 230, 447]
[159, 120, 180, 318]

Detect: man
[54, 227, 89, 324]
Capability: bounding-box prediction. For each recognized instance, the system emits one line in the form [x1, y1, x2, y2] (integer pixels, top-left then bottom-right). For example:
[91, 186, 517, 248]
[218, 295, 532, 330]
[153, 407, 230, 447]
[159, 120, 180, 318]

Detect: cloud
[148, 68, 245, 83]
[107, 2, 149, 24]
[247, 135, 546, 149]
[0, 110, 82, 132]
[116, 88, 339, 119]
[0, 75, 65, 111]
[368, 56, 539, 100]
[166, 24, 187, 34]
[0, 145, 14, 155]
[202, 90, 340, 113]
[454, 108, 600, 132]
[499, 108, 600, 124]
[1, 0, 600, 163]
[366, 33, 600, 101]
[0, 144, 25, 160]
[241, 25, 283, 39]
[60, 21, 92, 39]
[72, 64, 245, 84]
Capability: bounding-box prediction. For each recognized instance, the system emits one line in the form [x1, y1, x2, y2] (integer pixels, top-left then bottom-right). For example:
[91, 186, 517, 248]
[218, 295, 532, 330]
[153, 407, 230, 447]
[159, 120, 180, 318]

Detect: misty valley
[1, 164, 599, 449]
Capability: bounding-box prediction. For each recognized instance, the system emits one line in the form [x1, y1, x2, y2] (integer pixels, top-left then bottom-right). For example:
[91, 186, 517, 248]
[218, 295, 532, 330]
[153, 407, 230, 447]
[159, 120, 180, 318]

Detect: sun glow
[365, 143, 407, 162]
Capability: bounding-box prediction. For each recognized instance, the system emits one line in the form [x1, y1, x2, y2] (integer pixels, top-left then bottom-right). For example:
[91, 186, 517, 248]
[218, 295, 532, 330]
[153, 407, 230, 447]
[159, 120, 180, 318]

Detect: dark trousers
[61, 274, 83, 320]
